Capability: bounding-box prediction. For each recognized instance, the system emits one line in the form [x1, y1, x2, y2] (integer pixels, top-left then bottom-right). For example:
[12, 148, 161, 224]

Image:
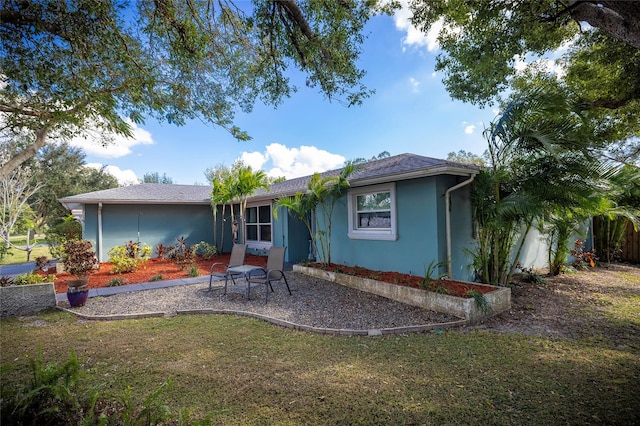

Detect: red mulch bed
[307, 263, 496, 298]
[49, 254, 267, 294]
[41, 254, 494, 298]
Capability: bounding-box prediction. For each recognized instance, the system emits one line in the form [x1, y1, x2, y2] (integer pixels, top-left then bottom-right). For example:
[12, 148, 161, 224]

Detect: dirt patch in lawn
[467, 262, 640, 348]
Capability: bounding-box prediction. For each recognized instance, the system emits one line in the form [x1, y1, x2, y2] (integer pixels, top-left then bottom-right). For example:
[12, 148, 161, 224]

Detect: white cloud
[240, 143, 345, 179]
[464, 125, 476, 135]
[69, 119, 154, 158]
[240, 151, 268, 170]
[393, 1, 443, 52]
[409, 77, 420, 92]
[86, 163, 139, 186]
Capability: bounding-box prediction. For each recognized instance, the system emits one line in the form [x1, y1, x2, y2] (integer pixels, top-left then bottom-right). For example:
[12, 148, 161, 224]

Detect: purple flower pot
[67, 289, 89, 307]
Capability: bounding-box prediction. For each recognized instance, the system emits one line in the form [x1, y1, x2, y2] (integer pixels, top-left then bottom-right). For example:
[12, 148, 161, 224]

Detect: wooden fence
[620, 221, 640, 263]
[593, 217, 640, 264]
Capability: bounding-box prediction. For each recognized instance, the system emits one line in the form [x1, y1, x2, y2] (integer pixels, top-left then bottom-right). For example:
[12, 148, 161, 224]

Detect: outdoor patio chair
[246, 246, 291, 303]
[208, 243, 247, 291]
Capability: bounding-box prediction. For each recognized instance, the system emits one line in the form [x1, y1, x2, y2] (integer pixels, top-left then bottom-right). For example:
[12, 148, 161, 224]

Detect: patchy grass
[0, 235, 51, 265]
[1, 311, 639, 425]
[614, 271, 640, 285]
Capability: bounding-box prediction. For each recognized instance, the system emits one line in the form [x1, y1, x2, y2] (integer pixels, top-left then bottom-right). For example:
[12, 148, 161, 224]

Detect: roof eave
[58, 199, 210, 206]
[350, 166, 479, 187]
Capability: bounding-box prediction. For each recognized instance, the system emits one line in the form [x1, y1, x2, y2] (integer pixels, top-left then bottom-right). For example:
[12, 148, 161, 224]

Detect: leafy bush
[34, 256, 51, 271]
[515, 262, 547, 285]
[12, 271, 56, 285]
[108, 277, 128, 287]
[188, 265, 200, 277]
[45, 216, 82, 259]
[61, 240, 98, 278]
[156, 243, 174, 259]
[192, 241, 218, 260]
[150, 274, 163, 282]
[571, 239, 598, 269]
[0, 348, 96, 425]
[1, 349, 196, 425]
[108, 241, 152, 274]
[168, 236, 195, 270]
[419, 259, 448, 290]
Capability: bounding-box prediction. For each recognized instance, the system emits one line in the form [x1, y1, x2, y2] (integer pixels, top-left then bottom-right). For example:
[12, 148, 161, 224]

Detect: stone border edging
[55, 306, 468, 336]
[57, 306, 166, 321]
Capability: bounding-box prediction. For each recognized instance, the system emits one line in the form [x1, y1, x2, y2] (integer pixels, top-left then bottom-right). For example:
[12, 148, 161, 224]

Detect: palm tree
[471, 88, 620, 283]
[208, 164, 235, 252]
[275, 162, 356, 265]
[593, 165, 640, 262]
[231, 163, 269, 245]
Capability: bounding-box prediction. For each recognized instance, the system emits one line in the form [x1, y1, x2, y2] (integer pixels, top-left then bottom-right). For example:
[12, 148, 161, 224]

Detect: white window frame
[245, 202, 273, 249]
[347, 183, 397, 241]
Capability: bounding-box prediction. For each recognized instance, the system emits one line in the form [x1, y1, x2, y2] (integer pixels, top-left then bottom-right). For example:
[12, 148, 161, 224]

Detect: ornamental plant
[61, 240, 98, 279]
[12, 272, 57, 285]
[108, 241, 152, 274]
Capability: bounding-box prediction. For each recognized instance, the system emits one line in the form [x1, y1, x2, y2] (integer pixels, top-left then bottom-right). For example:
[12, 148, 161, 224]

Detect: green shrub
[108, 277, 127, 287]
[420, 259, 448, 290]
[168, 236, 195, 270]
[45, 216, 82, 259]
[0, 348, 97, 425]
[12, 271, 56, 285]
[150, 274, 163, 282]
[188, 265, 200, 277]
[34, 256, 51, 271]
[516, 262, 547, 285]
[1, 349, 191, 425]
[108, 241, 152, 274]
[192, 241, 218, 260]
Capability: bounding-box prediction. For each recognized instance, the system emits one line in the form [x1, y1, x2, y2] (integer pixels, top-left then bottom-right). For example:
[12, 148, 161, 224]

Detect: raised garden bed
[1, 282, 57, 318]
[293, 264, 511, 324]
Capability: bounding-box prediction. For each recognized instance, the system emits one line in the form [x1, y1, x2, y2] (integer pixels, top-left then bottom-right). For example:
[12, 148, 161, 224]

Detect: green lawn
[0, 235, 52, 265]
[1, 311, 638, 425]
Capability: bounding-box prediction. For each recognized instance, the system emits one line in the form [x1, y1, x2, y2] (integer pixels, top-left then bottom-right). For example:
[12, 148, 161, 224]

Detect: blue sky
[75, 5, 500, 185]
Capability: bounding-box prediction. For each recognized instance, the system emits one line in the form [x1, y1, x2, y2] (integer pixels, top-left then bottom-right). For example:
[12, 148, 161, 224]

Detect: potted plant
[61, 240, 99, 307]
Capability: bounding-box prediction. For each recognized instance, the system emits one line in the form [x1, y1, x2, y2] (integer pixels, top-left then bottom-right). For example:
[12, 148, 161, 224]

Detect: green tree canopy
[0, 0, 391, 177]
[446, 150, 486, 166]
[409, 1, 640, 162]
[143, 172, 174, 184]
[25, 143, 119, 228]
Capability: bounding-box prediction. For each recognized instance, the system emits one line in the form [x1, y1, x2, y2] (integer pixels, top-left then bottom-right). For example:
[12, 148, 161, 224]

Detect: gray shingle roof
[252, 153, 479, 199]
[59, 183, 212, 205]
[59, 153, 479, 205]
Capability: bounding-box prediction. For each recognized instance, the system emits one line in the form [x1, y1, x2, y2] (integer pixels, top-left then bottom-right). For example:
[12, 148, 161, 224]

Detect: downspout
[445, 174, 476, 278]
[98, 202, 103, 262]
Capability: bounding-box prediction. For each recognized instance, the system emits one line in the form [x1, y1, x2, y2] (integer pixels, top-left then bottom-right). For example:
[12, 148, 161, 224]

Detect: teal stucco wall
[322, 175, 476, 281]
[278, 210, 311, 263]
[83, 204, 214, 262]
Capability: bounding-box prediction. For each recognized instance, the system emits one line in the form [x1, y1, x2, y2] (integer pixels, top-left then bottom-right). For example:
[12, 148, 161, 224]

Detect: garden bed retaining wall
[293, 265, 511, 324]
[1, 283, 57, 318]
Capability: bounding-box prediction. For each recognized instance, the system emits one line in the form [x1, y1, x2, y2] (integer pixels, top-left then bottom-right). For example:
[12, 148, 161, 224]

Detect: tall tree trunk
[0, 126, 50, 178]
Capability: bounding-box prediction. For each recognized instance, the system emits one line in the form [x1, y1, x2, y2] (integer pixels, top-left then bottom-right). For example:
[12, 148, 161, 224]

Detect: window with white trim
[245, 204, 272, 246]
[348, 183, 397, 240]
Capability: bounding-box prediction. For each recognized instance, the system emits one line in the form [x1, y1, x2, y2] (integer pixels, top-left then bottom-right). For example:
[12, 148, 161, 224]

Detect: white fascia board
[349, 166, 480, 188]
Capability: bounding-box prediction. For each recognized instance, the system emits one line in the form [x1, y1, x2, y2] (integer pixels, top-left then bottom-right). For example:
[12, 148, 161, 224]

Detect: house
[60, 153, 486, 281]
